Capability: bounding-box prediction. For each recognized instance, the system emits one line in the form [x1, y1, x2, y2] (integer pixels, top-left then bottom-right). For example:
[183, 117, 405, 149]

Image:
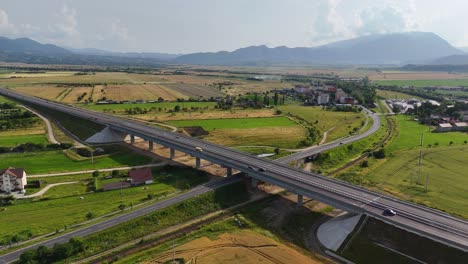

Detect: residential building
[462, 111, 468, 122]
[335, 89, 346, 102]
[436, 123, 452, 132]
[453, 122, 468, 131]
[317, 93, 330, 105]
[129, 168, 154, 185]
[0, 167, 27, 192]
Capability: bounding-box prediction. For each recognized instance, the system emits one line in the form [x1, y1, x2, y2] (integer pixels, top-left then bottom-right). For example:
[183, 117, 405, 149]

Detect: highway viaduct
[1, 87, 467, 253]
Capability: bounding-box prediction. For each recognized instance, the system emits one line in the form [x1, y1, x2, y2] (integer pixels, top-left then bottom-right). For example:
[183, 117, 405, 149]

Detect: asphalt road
[1, 87, 467, 262]
[0, 177, 239, 263]
[277, 108, 381, 163]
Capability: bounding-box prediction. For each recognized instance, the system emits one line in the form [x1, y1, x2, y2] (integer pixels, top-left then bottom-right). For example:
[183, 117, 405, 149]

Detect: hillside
[175, 32, 463, 65]
[0, 37, 70, 55]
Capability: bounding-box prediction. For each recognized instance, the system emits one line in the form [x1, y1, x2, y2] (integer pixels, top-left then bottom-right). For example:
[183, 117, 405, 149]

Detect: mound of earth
[180, 126, 209, 137]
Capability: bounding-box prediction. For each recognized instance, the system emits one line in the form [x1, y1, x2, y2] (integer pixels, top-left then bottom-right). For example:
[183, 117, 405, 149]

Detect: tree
[111, 170, 119, 177]
[273, 92, 279, 106]
[274, 147, 280, 155]
[92, 170, 99, 177]
[118, 203, 126, 211]
[86, 212, 95, 220]
[174, 105, 181, 112]
[373, 148, 386, 159]
[263, 93, 269, 106]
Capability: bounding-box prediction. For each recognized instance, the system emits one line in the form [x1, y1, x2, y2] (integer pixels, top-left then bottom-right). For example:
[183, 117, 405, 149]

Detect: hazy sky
[0, 0, 467, 53]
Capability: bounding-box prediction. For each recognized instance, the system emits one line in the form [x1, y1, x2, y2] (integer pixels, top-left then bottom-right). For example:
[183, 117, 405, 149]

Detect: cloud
[307, 0, 419, 46]
[356, 4, 418, 35]
[51, 5, 80, 39]
[0, 9, 17, 34]
[110, 19, 129, 40]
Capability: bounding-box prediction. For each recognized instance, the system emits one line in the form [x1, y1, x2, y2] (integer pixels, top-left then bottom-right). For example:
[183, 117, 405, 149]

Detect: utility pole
[417, 133, 423, 185]
[425, 173, 429, 192]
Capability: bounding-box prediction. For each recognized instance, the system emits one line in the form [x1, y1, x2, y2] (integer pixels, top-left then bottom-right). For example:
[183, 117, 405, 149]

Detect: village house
[317, 93, 330, 105]
[129, 168, 154, 185]
[0, 167, 27, 193]
[462, 111, 468, 122]
[452, 122, 468, 131]
[436, 123, 452, 132]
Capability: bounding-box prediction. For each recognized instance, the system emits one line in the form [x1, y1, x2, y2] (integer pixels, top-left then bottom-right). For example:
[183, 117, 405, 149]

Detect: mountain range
[0, 32, 466, 66]
[174, 32, 464, 65]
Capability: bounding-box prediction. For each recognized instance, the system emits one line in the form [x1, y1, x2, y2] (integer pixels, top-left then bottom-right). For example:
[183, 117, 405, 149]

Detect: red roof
[0, 167, 25, 178]
[129, 168, 153, 184]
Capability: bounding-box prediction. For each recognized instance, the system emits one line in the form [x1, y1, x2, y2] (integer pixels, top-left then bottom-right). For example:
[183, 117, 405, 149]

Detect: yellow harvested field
[61, 87, 93, 103]
[0, 71, 75, 78]
[369, 71, 468, 80]
[104, 84, 188, 101]
[0, 72, 167, 85]
[12, 85, 67, 100]
[92, 85, 105, 101]
[145, 230, 321, 264]
[205, 126, 305, 147]
[146, 84, 187, 100]
[162, 74, 227, 85]
[146, 109, 277, 122]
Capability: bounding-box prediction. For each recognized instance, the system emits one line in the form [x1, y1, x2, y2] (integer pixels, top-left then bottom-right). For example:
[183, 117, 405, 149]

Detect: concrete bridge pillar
[195, 157, 201, 168]
[297, 194, 303, 206]
[226, 167, 232, 177]
[170, 148, 175, 159]
[148, 141, 154, 151]
[130, 135, 135, 144]
[251, 178, 258, 188]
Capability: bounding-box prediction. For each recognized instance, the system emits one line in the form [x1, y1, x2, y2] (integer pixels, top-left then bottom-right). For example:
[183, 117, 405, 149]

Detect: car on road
[195, 146, 203, 152]
[383, 208, 397, 216]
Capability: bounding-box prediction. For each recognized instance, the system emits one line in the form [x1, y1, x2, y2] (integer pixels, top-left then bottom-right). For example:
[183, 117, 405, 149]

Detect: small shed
[129, 168, 154, 185]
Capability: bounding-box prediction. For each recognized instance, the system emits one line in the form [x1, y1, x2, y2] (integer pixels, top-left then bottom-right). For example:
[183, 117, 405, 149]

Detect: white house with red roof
[0, 167, 27, 192]
[129, 168, 153, 185]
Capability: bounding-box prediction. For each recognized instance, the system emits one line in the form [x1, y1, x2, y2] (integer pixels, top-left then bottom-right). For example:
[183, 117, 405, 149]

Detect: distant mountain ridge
[0, 32, 465, 66]
[0, 37, 70, 55]
[175, 32, 464, 65]
[67, 47, 180, 61]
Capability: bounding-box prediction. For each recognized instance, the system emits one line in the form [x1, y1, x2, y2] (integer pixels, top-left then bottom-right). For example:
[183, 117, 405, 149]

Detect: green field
[0, 134, 48, 147]
[0, 95, 14, 103]
[0, 149, 152, 174]
[342, 115, 468, 218]
[83, 101, 217, 112]
[388, 115, 468, 153]
[0, 166, 211, 242]
[374, 79, 468, 87]
[168, 116, 296, 130]
[363, 146, 468, 218]
[376, 89, 423, 100]
[278, 104, 366, 142]
[316, 116, 387, 174]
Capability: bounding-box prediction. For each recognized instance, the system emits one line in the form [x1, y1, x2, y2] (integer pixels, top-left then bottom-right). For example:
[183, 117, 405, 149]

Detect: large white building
[0, 167, 27, 192]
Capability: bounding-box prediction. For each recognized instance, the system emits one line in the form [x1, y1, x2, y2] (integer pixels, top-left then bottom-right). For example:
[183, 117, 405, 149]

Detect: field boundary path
[14, 181, 78, 199]
[28, 162, 168, 178]
[19, 105, 59, 144]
